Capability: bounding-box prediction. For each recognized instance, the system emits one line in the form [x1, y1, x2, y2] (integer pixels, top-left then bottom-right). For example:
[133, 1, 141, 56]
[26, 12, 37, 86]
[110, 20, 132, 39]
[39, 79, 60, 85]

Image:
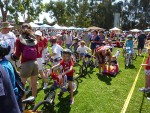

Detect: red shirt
[57, 39, 63, 46]
[43, 36, 48, 48]
[145, 57, 150, 70]
[15, 39, 38, 63]
[37, 41, 45, 58]
[60, 60, 74, 76]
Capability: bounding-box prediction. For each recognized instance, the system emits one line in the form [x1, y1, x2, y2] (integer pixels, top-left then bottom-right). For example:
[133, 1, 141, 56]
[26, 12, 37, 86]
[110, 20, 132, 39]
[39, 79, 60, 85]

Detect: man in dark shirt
[137, 32, 147, 56]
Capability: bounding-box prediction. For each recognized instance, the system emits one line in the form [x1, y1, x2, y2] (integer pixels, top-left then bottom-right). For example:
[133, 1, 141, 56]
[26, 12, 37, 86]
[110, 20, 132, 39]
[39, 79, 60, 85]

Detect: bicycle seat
[22, 96, 35, 104]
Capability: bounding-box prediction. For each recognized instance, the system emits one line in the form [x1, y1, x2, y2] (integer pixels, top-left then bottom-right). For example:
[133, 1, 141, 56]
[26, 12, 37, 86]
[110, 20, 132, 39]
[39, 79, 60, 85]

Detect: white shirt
[0, 32, 16, 59]
[52, 44, 63, 59]
[65, 35, 72, 44]
[77, 46, 90, 54]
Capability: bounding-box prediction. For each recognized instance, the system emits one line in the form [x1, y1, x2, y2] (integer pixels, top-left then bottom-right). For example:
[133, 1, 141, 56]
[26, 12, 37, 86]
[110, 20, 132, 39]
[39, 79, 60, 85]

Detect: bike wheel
[32, 100, 51, 113]
[72, 80, 78, 92]
[89, 60, 94, 71]
[132, 53, 137, 60]
[74, 63, 83, 78]
[44, 90, 56, 104]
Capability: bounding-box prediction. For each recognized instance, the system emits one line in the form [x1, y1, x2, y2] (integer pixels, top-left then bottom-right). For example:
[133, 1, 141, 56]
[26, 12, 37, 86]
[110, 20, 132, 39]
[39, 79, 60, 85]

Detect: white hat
[35, 30, 42, 37]
[56, 33, 62, 37]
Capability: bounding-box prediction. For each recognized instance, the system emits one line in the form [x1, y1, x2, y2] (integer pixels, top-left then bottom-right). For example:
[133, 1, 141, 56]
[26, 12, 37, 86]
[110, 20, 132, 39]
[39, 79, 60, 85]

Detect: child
[140, 47, 150, 92]
[49, 36, 63, 66]
[70, 37, 80, 53]
[0, 40, 23, 112]
[52, 49, 74, 105]
[77, 41, 91, 61]
[56, 34, 63, 46]
[111, 55, 117, 66]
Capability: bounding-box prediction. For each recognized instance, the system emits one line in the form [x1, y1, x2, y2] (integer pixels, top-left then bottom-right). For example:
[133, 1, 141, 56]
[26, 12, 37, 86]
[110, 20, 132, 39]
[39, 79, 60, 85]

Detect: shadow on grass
[125, 65, 136, 69]
[139, 93, 146, 113]
[56, 95, 71, 113]
[96, 73, 112, 85]
[56, 90, 78, 113]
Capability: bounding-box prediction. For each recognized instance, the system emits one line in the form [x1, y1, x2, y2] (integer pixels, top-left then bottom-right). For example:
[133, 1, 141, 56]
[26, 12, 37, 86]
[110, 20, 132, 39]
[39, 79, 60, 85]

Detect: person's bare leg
[39, 70, 47, 83]
[31, 75, 37, 97]
[68, 81, 73, 100]
[21, 77, 27, 99]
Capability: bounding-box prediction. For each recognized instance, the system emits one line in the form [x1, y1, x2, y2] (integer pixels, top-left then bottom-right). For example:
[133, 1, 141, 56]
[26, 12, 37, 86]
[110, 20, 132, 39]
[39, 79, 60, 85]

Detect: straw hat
[1, 22, 14, 28]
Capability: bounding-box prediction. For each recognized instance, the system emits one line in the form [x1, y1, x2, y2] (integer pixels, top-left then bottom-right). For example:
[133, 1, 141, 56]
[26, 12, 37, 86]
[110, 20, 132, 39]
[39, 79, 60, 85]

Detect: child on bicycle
[123, 34, 134, 54]
[52, 49, 74, 105]
[77, 41, 91, 62]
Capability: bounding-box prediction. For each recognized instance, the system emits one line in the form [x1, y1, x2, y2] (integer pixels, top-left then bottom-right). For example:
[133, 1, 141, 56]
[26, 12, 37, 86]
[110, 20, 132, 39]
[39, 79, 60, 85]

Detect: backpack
[22, 45, 37, 60]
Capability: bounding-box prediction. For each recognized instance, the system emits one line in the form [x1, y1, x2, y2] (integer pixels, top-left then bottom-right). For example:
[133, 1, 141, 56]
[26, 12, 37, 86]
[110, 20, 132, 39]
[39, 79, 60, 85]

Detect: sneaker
[139, 87, 150, 92]
[70, 98, 74, 105]
[43, 83, 48, 90]
[147, 97, 150, 100]
[58, 91, 64, 96]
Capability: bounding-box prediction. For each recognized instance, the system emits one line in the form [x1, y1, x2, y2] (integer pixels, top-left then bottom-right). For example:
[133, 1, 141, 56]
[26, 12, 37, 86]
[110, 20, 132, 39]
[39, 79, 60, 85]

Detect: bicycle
[124, 47, 133, 68]
[23, 96, 52, 113]
[43, 71, 78, 106]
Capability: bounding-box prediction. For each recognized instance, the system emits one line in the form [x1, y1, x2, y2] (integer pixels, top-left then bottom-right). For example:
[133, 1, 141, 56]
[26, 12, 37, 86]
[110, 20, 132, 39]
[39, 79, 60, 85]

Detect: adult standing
[90, 30, 101, 55]
[137, 32, 147, 56]
[0, 22, 21, 69]
[83, 30, 90, 47]
[99, 31, 105, 45]
[35, 30, 48, 90]
[12, 23, 38, 98]
[64, 30, 73, 49]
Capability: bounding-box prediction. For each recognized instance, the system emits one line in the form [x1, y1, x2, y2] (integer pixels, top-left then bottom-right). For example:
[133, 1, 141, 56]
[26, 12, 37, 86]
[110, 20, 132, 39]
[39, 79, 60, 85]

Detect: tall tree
[0, 0, 44, 23]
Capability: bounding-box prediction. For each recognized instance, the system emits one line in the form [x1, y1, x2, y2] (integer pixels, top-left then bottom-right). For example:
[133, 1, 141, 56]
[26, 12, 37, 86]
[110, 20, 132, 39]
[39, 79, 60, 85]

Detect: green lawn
[34, 48, 150, 113]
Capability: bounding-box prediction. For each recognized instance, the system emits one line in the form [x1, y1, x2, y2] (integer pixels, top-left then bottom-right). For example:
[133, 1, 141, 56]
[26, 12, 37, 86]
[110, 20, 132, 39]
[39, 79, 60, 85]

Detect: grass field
[33, 48, 150, 113]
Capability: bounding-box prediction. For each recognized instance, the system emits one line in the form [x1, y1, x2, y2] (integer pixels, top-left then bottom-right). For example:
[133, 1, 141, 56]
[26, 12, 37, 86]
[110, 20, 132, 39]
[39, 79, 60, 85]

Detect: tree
[0, 0, 44, 23]
[45, 1, 66, 25]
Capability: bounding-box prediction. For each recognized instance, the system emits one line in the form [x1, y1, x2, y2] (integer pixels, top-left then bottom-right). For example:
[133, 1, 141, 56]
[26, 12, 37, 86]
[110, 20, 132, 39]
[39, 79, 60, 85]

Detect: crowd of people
[0, 21, 150, 113]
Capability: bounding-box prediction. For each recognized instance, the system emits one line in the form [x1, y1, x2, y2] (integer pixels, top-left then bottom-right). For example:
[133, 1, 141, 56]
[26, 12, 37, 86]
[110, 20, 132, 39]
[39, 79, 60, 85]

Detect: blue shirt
[0, 57, 18, 99]
[125, 40, 133, 49]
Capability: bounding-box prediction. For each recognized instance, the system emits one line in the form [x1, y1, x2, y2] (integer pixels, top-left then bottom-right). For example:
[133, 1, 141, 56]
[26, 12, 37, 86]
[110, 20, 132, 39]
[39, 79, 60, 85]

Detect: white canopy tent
[52, 24, 62, 29]
[144, 29, 150, 32]
[29, 22, 40, 28]
[130, 29, 141, 32]
[40, 24, 53, 28]
[109, 27, 121, 31]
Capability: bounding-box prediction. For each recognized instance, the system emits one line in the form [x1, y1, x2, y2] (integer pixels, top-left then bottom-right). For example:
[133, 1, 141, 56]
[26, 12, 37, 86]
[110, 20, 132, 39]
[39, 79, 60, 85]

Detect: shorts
[67, 76, 73, 81]
[90, 44, 96, 50]
[138, 44, 144, 50]
[37, 58, 43, 70]
[80, 53, 91, 58]
[20, 60, 39, 78]
[145, 70, 150, 76]
[66, 44, 71, 49]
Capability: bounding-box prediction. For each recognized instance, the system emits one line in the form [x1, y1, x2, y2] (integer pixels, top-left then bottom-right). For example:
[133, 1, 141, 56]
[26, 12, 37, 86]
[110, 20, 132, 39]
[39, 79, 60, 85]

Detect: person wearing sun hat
[11, 23, 38, 98]
[35, 30, 48, 90]
[0, 22, 21, 69]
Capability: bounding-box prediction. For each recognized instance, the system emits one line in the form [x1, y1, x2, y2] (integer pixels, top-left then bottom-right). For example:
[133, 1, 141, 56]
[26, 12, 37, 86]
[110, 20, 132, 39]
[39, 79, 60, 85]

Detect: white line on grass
[120, 56, 145, 113]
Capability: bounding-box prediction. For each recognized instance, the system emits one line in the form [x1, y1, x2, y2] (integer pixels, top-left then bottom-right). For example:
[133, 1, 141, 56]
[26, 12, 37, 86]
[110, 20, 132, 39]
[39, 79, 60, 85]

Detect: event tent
[109, 27, 121, 31]
[40, 24, 52, 28]
[144, 29, 150, 32]
[29, 22, 40, 28]
[130, 29, 141, 32]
